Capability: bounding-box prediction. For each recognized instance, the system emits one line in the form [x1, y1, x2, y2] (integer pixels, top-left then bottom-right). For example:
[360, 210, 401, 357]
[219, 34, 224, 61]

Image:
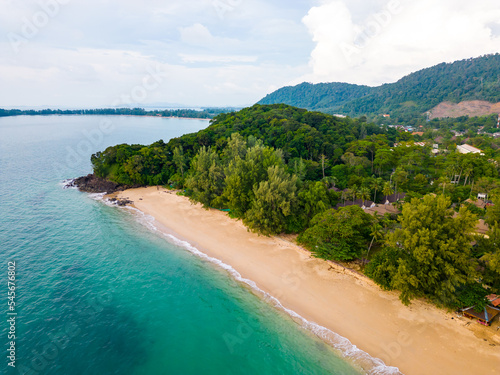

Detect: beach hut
[462, 306, 500, 326]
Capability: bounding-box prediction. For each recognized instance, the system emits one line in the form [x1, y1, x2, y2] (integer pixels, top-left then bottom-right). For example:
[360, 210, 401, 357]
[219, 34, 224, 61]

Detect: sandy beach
[115, 186, 500, 375]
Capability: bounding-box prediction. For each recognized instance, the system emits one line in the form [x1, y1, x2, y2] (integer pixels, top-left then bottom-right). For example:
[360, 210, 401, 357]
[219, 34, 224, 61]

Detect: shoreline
[114, 186, 500, 375]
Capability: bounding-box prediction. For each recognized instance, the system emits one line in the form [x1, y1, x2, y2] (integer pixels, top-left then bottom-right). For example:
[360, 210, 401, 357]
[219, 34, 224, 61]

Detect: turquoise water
[1, 115, 384, 375]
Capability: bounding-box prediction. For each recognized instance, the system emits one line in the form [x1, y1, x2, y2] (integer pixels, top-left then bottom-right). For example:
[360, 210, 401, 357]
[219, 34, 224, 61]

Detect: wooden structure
[462, 306, 500, 326]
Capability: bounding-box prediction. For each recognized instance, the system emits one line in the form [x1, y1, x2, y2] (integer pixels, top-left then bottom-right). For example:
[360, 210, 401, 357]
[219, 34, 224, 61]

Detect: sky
[0, 0, 499, 108]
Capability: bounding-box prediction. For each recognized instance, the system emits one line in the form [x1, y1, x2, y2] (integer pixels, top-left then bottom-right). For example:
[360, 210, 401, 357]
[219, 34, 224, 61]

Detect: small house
[462, 306, 500, 326]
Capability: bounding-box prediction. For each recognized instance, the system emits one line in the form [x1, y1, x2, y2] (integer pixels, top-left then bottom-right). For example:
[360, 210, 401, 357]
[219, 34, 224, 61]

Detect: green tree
[244, 165, 298, 235]
[370, 177, 384, 203]
[485, 195, 500, 227]
[358, 186, 371, 206]
[294, 181, 331, 230]
[173, 145, 187, 177]
[224, 133, 247, 161]
[223, 144, 284, 217]
[185, 147, 224, 207]
[320, 154, 327, 179]
[298, 206, 373, 261]
[382, 181, 393, 203]
[368, 195, 479, 306]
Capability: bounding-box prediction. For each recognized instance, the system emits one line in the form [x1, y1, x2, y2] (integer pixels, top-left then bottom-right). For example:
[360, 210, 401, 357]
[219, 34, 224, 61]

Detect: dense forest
[0, 107, 235, 119]
[90, 104, 500, 310]
[258, 54, 500, 119]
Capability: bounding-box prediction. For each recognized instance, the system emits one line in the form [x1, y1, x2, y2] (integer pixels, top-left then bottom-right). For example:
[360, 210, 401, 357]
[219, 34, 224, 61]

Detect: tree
[392, 168, 408, 197]
[437, 176, 452, 195]
[224, 133, 247, 161]
[366, 213, 395, 258]
[382, 181, 393, 203]
[298, 206, 373, 261]
[320, 154, 327, 179]
[373, 148, 395, 176]
[358, 186, 371, 206]
[367, 195, 479, 306]
[346, 137, 388, 173]
[244, 165, 298, 235]
[485, 195, 500, 227]
[185, 147, 224, 208]
[293, 181, 332, 230]
[370, 177, 384, 203]
[173, 145, 187, 177]
[223, 143, 284, 217]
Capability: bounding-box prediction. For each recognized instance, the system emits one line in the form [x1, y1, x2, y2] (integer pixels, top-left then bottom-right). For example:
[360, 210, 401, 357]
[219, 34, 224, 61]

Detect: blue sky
[1, 0, 499, 108]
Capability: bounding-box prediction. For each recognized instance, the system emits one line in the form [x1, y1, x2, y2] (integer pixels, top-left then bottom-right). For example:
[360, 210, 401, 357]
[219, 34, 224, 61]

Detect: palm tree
[341, 189, 348, 205]
[463, 166, 473, 186]
[367, 216, 383, 257]
[359, 186, 371, 206]
[350, 185, 358, 204]
[437, 176, 449, 194]
[370, 177, 383, 203]
[382, 182, 394, 204]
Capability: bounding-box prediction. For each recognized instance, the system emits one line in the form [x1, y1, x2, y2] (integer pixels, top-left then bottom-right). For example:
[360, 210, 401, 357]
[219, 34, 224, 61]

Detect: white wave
[59, 179, 77, 189]
[87, 192, 107, 201]
[113, 203, 403, 375]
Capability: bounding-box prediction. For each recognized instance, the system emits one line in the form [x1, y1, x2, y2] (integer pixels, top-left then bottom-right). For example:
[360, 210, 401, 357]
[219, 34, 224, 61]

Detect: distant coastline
[0, 107, 238, 120]
[110, 186, 500, 375]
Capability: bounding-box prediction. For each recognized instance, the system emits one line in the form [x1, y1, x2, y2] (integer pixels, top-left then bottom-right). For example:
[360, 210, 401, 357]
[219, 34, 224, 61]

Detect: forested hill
[258, 54, 500, 117]
[258, 82, 372, 112]
[91, 104, 384, 188]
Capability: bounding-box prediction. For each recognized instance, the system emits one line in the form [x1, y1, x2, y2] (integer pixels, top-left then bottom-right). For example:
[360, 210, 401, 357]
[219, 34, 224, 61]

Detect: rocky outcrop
[68, 174, 133, 194]
[107, 197, 133, 206]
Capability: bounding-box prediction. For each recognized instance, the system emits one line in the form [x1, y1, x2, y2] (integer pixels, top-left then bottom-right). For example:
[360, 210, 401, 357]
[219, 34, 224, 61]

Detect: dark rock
[116, 199, 133, 206]
[71, 174, 140, 194]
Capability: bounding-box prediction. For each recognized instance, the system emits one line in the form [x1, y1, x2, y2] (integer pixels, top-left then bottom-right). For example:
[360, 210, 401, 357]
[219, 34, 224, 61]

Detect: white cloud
[0, 0, 313, 107]
[0, 45, 307, 107]
[179, 24, 215, 45]
[179, 54, 257, 64]
[302, 0, 500, 86]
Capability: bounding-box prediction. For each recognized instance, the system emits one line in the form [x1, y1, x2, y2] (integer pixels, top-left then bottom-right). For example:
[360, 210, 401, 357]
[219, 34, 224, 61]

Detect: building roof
[365, 204, 400, 216]
[462, 306, 500, 323]
[412, 132, 424, 136]
[335, 199, 375, 210]
[465, 198, 487, 209]
[487, 295, 500, 307]
[457, 144, 484, 154]
[385, 193, 406, 203]
[476, 219, 489, 235]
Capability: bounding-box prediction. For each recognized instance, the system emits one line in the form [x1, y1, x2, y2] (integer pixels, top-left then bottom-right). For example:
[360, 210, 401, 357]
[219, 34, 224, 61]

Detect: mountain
[258, 54, 500, 118]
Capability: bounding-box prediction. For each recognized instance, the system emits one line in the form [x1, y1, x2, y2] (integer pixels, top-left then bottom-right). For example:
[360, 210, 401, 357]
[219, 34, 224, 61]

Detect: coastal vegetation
[89, 103, 500, 309]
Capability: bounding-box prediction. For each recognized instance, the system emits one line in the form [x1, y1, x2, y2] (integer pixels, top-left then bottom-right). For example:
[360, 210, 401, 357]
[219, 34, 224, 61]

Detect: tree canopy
[366, 195, 480, 307]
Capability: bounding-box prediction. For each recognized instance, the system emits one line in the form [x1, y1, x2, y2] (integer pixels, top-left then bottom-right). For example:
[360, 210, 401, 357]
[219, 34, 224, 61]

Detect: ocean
[0, 115, 387, 375]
